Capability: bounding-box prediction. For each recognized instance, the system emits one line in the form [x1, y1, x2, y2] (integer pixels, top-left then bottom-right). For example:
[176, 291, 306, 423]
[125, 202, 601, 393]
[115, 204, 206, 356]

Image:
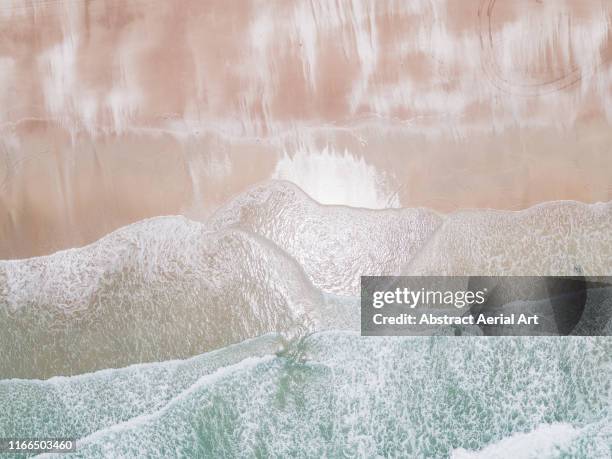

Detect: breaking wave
[4, 334, 610, 459]
[0, 217, 321, 378]
[1, 180, 610, 457]
[211, 182, 612, 293]
[210, 181, 442, 295]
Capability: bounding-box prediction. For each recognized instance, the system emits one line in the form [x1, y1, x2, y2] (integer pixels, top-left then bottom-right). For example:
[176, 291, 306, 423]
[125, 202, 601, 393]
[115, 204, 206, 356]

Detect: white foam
[273, 146, 399, 209]
[211, 180, 441, 295]
[0, 216, 320, 378]
[38, 355, 276, 457]
[403, 200, 612, 276]
[451, 423, 582, 459]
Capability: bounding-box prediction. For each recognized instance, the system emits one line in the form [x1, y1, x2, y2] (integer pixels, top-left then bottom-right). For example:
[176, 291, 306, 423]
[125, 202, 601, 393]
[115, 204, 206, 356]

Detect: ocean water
[1, 181, 611, 458]
[3, 334, 611, 458]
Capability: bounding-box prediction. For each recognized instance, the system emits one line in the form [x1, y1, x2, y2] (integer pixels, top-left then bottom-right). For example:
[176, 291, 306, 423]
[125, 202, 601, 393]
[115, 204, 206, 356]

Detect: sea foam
[0, 217, 320, 378]
[14, 334, 609, 459]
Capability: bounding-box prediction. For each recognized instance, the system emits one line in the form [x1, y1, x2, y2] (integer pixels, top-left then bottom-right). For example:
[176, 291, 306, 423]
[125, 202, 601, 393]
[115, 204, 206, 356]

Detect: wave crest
[210, 180, 442, 295]
[0, 217, 321, 378]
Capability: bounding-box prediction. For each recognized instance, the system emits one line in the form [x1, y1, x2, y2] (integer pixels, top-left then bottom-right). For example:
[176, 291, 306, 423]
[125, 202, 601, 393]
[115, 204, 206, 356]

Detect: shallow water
[1, 0, 612, 456]
[3, 333, 610, 458]
[2, 182, 611, 378]
[0, 182, 610, 458]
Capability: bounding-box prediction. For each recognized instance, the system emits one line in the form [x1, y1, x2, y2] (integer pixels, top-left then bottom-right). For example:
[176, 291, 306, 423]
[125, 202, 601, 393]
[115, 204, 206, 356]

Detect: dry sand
[1, 0, 611, 259]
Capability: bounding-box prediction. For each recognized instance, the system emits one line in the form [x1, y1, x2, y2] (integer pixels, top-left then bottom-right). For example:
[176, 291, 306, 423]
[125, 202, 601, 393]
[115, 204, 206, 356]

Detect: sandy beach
[1, 0, 611, 259]
[1, 2, 611, 457]
[2, 120, 611, 259]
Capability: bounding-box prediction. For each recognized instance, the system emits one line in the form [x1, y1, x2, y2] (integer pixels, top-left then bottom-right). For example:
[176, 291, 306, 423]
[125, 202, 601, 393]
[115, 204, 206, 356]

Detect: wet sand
[1, 0, 611, 259]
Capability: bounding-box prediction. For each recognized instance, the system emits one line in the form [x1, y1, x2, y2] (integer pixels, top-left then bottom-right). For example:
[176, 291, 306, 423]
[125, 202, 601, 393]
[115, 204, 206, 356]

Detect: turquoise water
[1, 184, 611, 458]
[3, 334, 610, 458]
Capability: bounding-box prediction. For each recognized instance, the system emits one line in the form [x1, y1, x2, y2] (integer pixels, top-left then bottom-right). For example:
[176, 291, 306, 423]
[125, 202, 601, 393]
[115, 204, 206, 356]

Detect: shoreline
[2, 121, 612, 259]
